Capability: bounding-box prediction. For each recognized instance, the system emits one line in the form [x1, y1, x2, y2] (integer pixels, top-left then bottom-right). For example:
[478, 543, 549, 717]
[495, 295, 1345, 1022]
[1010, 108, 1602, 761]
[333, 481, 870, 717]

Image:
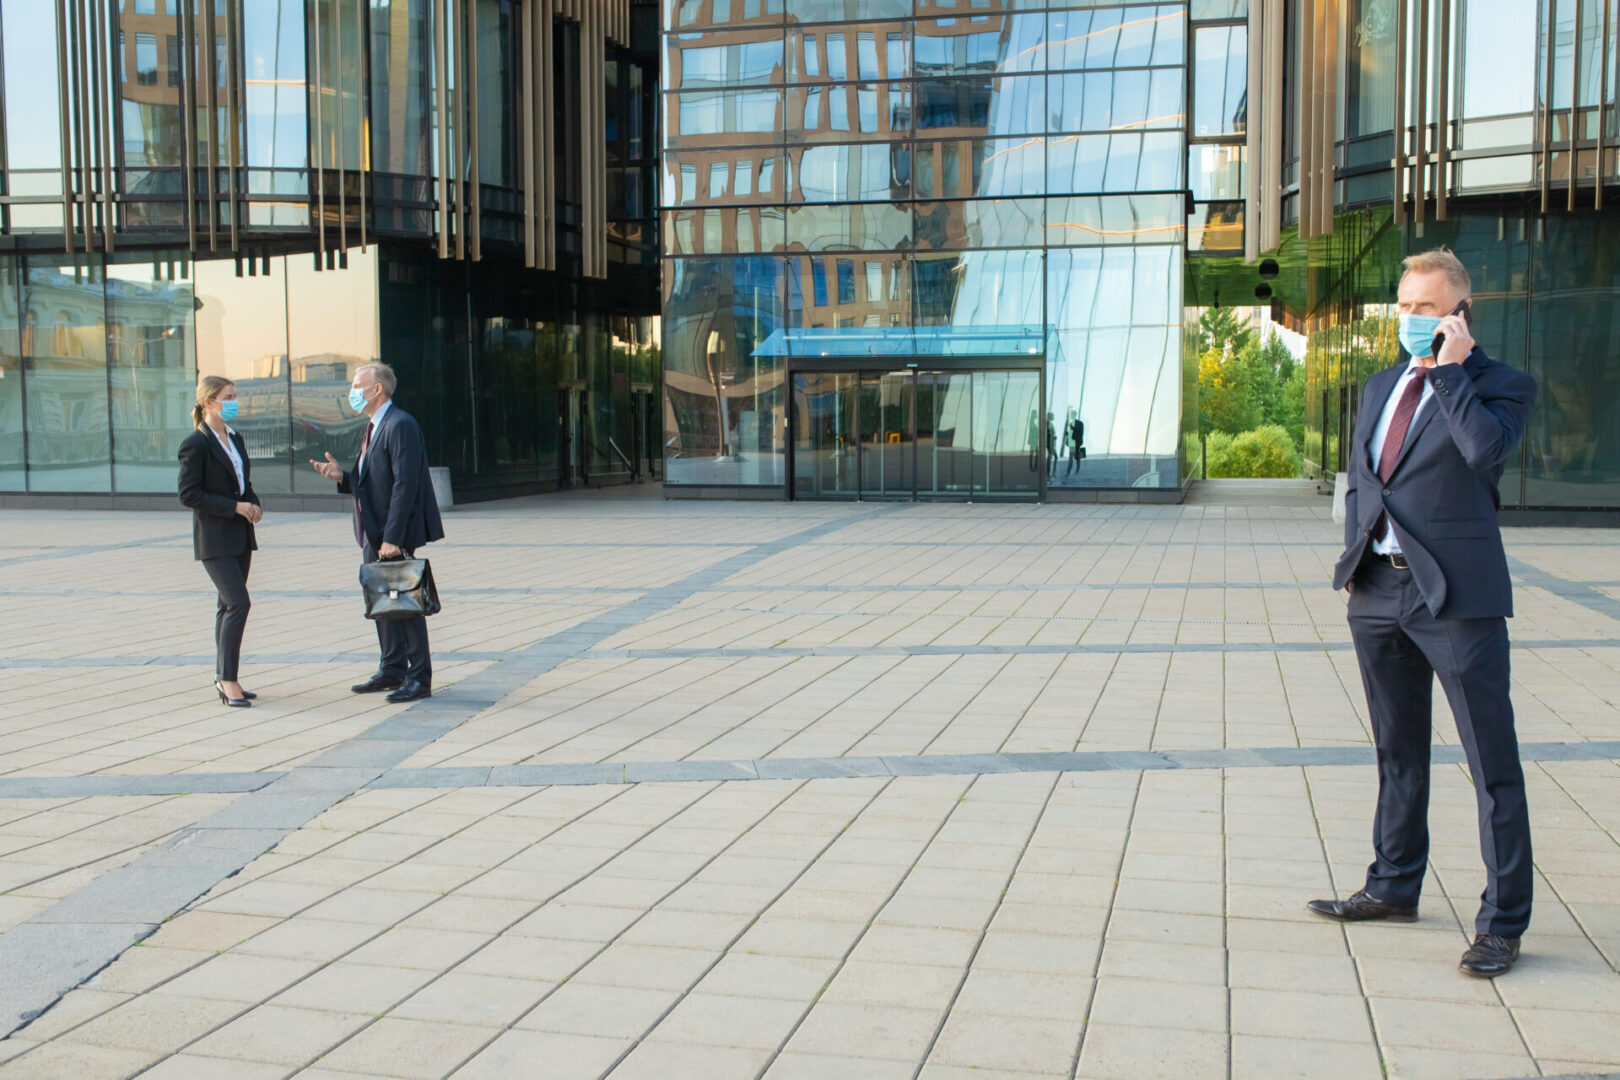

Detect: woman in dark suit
[178, 375, 263, 707]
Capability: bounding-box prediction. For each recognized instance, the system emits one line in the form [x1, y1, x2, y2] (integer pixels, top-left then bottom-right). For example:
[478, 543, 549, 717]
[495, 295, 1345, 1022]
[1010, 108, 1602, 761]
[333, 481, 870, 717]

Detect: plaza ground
[0, 485, 1617, 1079]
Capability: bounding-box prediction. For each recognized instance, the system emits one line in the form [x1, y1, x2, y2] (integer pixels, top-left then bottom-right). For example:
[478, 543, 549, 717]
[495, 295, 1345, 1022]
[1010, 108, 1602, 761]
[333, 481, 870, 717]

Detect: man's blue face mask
[349, 386, 369, 413]
[1398, 313, 1444, 358]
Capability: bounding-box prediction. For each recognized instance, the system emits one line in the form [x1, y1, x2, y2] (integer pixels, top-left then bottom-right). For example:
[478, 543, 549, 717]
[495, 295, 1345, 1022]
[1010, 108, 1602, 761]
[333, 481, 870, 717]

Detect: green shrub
[1206, 425, 1302, 479]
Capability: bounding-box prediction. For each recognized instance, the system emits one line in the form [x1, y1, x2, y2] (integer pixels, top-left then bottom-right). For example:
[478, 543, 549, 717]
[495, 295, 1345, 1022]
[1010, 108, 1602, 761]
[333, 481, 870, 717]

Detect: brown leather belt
[1372, 552, 1410, 570]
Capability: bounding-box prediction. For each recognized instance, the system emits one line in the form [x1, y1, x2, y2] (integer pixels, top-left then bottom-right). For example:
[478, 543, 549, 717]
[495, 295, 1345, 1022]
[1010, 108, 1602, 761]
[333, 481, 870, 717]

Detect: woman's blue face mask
[218, 399, 240, 422]
[1398, 313, 1444, 358]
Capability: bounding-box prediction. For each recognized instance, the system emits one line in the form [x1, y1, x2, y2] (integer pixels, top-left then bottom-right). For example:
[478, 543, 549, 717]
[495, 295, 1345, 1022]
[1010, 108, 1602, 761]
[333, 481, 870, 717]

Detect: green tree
[1196, 306, 1255, 357]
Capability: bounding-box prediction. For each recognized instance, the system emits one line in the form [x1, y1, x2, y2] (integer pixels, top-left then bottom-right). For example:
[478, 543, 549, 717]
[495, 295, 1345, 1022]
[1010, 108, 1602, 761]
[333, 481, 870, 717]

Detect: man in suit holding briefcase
[311, 362, 445, 703]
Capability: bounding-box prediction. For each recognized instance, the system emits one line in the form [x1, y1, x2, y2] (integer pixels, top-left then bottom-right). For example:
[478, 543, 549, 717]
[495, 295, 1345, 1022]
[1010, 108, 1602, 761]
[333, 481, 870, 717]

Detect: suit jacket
[177, 426, 260, 561]
[1332, 347, 1536, 619]
[337, 404, 446, 552]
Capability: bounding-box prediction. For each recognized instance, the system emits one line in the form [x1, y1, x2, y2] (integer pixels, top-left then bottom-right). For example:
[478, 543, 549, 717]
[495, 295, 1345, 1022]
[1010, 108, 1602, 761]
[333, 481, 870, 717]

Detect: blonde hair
[356, 361, 397, 396]
[1401, 247, 1472, 298]
[193, 375, 233, 428]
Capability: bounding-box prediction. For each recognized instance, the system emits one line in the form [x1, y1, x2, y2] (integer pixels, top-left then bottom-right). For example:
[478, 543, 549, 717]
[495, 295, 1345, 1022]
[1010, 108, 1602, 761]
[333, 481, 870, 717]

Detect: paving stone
[1074, 1023, 1228, 1080]
[316, 1017, 498, 1079]
[448, 1030, 633, 1080]
[186, 1003, 372, 1066]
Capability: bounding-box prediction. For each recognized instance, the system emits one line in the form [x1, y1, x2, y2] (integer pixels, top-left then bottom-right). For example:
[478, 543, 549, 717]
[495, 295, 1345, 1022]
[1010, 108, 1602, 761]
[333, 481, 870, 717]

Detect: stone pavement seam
[1069, 771, 1146, 1078]
[0, 504, 908, 1037]
[3, 741, 1617, 800]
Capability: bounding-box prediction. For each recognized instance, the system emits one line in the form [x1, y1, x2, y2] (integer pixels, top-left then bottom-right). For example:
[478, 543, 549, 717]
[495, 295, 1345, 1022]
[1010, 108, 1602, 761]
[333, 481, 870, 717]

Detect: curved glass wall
[660, 0, 1189, 491]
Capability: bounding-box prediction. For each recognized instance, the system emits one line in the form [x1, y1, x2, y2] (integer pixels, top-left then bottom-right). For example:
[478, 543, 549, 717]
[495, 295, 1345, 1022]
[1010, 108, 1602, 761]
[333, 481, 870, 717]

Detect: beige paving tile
[1088, 975, 1227, 1032]
[605, 1038, 773, 1080]
[389, 972, 554, 1028]
[784, 1002, 943, 1061]
[315, 1018, 497, 1079]
[1368, 998, 1528, 1056]
[1074, 1022, 1227, 1080]
[186, 1004, 372, 1066]
[449, 1030, 634, 1080]
[0, 1041, 161, 1080]
[63, 993, 244, 1053]
[927, 1011, 1081, 1074]
[766, 1051, 919, 1080]
[1231, 1034, 1384, 1080]
[271, 962, 435, 1015]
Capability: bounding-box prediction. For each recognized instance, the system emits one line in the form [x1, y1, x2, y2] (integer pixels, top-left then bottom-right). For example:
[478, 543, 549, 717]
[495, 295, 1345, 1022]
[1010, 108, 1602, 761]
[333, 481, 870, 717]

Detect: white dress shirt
[1368, 361, 1435, 554]
[210, 425, 245, 496]
[357, 399, 391, 478]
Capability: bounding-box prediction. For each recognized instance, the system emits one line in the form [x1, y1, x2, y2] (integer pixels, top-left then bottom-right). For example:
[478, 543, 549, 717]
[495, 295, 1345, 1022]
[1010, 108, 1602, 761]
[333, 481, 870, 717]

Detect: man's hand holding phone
[1432, 300, 1474, 366]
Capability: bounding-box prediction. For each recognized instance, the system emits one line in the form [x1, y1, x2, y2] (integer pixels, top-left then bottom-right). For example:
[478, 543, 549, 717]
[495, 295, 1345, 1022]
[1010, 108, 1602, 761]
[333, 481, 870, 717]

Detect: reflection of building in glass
[661, 0, 1190, 498]
[0, 0, 659, 501]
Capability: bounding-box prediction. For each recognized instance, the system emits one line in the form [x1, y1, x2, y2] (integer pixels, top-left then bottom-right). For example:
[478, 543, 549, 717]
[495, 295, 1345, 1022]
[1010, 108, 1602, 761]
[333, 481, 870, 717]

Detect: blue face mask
[349, 387, 369, 413]
[218, 399, 239, 422]
[1398, 313, 1443, 358]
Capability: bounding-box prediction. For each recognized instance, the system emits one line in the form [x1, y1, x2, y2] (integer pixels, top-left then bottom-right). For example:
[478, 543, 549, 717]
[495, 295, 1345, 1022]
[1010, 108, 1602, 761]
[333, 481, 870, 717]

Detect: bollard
[428, 466, 453, 511]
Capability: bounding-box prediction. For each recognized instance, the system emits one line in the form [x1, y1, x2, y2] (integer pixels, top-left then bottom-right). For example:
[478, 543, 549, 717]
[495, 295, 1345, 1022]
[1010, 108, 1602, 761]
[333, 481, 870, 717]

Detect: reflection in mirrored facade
[0, 0, 661, 500]
[1182, 0, 1620, 515]
[660, 0, 1190, 496]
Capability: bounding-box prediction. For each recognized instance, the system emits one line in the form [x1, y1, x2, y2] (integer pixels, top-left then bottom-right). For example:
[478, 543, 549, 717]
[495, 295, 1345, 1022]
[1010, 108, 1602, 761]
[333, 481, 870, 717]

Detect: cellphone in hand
[1432, 299, 1471, 357]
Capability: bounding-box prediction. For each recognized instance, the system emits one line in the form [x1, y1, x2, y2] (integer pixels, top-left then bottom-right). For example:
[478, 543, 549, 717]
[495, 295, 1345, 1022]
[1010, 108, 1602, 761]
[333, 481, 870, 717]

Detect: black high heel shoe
[212, 682, 256, 700]
[216, 682, 252, 708]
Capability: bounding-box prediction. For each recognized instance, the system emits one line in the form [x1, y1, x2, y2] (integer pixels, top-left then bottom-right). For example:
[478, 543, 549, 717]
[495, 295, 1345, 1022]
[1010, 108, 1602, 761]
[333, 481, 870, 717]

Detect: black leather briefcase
[360, 557, 442, 621]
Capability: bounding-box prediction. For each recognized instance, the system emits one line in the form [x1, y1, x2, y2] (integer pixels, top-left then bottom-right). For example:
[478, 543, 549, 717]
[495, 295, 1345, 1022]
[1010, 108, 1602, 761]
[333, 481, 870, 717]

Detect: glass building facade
[0, 0, 660, 502]
[659, 0, 1195, 499]
[1185, 0, 1620, 516]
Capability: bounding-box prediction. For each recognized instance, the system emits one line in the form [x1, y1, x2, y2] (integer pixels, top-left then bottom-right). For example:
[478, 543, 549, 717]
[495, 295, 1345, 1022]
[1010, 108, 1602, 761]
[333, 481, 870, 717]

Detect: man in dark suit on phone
[1307, 248, 1538, 978]
[310, 362, 444, 703]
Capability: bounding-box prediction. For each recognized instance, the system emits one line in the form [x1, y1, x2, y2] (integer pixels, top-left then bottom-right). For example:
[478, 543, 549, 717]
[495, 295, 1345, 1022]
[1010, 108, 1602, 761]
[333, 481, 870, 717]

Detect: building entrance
[789, 364, 1043, 501]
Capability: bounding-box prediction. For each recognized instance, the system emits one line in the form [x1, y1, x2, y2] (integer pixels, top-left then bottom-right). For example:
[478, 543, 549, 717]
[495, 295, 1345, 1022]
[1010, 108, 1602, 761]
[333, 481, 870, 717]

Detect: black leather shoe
[216, 682, 251, 709]
[1306, 888, 1418, 923]
[352, 673, 404, 694]
[240, 690, 257, 700]
[386, 679, 432, 703]
[1460, 933, 1520, 978]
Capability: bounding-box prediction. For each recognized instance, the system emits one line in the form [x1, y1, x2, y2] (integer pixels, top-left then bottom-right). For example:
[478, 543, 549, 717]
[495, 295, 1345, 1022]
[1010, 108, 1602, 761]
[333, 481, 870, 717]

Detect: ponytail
[194, 375, 233, 428]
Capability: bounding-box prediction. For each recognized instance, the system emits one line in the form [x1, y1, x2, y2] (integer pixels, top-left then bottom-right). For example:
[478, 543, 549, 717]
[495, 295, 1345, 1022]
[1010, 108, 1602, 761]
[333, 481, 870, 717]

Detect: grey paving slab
[0, 504, 900, 1036]
[0, 772, 277, 799]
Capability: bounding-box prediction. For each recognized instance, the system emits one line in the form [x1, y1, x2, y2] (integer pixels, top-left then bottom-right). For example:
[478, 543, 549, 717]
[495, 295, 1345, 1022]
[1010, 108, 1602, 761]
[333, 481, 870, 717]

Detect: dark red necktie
[1372, 369, 1428, 540]
[352, 421, 373, 549]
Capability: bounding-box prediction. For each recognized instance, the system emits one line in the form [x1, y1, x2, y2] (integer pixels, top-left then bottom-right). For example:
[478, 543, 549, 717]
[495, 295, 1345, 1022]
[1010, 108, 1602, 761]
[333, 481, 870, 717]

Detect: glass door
[859, 371, 913, 499]
[973, 370, 1042, 498]
[917, 371, 975, 497]
[792, 372, 859, 498]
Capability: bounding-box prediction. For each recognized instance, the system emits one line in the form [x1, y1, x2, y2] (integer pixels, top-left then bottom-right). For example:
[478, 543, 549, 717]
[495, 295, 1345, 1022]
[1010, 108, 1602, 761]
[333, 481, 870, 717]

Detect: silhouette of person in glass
[1065, 412, 1086, 476]
[1046, 413, 1059, 478]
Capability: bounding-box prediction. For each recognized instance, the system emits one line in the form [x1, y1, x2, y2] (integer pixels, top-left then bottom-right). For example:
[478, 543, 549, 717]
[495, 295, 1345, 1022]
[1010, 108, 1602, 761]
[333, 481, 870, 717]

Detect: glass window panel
[664, 207, 788, 253]
[786, 202, 912, 249]
[1193, 25, 1246, 136]
[913, 16, 1045, 76]
[914, 198, 1045, 249]
[1344, 0, 1395, 137]
[914, 137, 1044, 197]
[0, 258, 23, 491]
[1188, 200, 1244, 251]
[475, 0, 520, 187]
[4, 6, 64, 176]
[1190, 0, 1246, 16]
[1046, 131, 1182, 193]
[785, 82, 910, 140]
[913, 248, 1043, 329]
[22, 260, 111, 492]
[915, 75, 1045, 137]
[286, 248, 379, 493]
[786, 0, 910, 24]
[106, 261, 197, 492]
[662, 257, 786, 486]
[1046, 193, 1185, 245]
[244, 0, 308, 180]
[1047, 6, 1184, 71]
[826, 32, 848, 77]
[668, 0, 784, 31]
[1188, 142, 1243, 198]
[665, 89, 783, 146]
[666, 32, 785, 88]
[193, 256, 293, 493]
[370, 0, 434, 177]
[790, 143, 910, 201]
[1048, 68, 1185, 132]
[1460, 0, 1536, 118]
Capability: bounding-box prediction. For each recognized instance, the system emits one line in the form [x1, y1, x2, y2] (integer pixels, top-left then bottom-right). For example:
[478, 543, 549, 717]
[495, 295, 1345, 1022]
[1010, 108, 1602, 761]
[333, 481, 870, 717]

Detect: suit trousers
[1347, 558, 1533, 937]
[361, 542, 432, 684]
[201, 549, 252, 682]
